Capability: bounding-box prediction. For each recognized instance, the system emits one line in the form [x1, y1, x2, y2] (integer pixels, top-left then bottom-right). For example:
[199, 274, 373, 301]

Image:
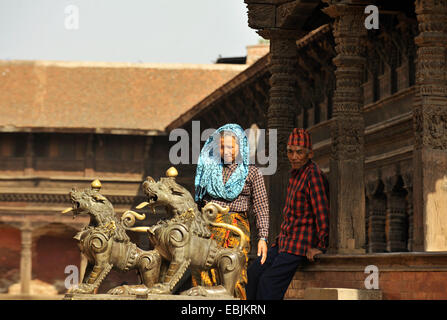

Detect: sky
[0, 0, 261, 64]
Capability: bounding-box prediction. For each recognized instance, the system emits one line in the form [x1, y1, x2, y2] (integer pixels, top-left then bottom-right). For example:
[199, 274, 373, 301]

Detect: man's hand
[257, 239, 268, 265]
[306, 248, 322, 262]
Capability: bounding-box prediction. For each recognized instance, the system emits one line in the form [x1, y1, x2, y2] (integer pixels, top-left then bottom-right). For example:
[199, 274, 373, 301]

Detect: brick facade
[284, 253, 447, 300]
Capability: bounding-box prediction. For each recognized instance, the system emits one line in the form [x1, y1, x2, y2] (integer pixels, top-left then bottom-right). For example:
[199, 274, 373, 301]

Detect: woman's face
[220, 135, 239, 164]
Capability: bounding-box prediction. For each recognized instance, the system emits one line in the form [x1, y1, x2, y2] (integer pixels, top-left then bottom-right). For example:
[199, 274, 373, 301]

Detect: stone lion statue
[61, 180, 162, 295]
[63, 168, 247, 298]
[111, 167, 247, 297]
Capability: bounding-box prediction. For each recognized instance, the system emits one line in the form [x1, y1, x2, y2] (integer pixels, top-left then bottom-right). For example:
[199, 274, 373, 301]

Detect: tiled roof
[0, 60, 246, 135]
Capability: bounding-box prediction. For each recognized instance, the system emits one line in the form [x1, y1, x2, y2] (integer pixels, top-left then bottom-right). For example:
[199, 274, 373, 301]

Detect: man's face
[287, 145, 313, 169]
[220, 135, 239, 164]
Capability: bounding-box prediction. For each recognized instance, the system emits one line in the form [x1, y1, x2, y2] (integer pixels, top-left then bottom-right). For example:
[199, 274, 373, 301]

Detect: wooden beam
[276, 1, 320, 29]
[246, 4, 276, 30]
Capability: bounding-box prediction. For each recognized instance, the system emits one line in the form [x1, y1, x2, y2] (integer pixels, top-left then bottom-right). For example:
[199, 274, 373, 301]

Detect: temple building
[1, 0, 447, 300]
[168, 0, 447, 299]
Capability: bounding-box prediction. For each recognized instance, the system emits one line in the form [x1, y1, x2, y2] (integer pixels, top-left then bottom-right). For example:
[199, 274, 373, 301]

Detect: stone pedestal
[63, 293, 237, 300]
[304, 288, 382, 300]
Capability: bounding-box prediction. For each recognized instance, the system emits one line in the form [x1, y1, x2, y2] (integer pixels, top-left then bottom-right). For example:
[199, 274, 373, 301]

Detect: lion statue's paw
[146, 283, 171, 295]
[68, 283, 95, 294]
[180, 285, 230, 297]
[107, 284, 150, 296]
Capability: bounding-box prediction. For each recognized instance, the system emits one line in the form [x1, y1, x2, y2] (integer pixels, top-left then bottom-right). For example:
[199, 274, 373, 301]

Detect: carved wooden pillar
[413, 0, 447, 251]
[258, 29, 299, 241]
[366, 180, 387, 253]
[402, 171, 414, 251]
[323, 3, 367, 253]
[20, 223, 33, 294]
[384, 175, 408, 252]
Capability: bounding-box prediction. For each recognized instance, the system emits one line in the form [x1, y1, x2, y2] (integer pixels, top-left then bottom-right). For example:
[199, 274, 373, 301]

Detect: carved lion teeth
[61, 207, 73, 214]
[135, 202, 150, 209]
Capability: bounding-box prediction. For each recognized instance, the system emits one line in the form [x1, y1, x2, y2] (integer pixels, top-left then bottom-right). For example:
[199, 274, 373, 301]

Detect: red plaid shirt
[275, 160, 330, 256]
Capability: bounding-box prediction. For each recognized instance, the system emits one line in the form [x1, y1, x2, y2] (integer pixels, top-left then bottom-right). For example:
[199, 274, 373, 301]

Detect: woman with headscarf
[192, 123, 269, 299]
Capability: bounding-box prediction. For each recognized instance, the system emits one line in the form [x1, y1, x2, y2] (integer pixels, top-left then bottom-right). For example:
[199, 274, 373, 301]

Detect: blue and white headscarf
[194, 124, 249, 202]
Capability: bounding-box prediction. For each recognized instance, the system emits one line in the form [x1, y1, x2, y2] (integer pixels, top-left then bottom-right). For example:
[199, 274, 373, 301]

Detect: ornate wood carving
[413, 0, 447, 151]
[324, 3, 367, 253]
[0, 193, 143, 205]
[246, 4, 276, 30]
[324, 4, 367, 161]
[365, 179, 387, 253]
[411, 0, 447, 251]
[402, 171, 414, 252]
[267, 32, 299, 166]
[384, 175, 409, 252]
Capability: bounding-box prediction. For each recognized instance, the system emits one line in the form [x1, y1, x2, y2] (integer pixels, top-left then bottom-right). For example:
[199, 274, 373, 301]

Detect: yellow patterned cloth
[191, 211, 250, 300]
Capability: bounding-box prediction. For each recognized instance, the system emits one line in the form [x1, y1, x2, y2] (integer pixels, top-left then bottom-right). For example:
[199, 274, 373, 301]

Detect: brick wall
[32, 234, 141, 294]
[33, 235, 80, 284]
[0, 226, 21, 292]
[0, 227, 21, 270]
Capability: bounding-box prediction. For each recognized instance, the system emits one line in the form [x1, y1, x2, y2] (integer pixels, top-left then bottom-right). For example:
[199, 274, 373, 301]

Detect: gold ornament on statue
[166, 167, 178, 178]
[91, 179, 102, 191]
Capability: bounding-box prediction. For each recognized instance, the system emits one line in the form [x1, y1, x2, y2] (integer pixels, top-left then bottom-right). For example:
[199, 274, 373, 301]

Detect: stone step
[303, 288, 382, 300]
[63, 293, 238, 300]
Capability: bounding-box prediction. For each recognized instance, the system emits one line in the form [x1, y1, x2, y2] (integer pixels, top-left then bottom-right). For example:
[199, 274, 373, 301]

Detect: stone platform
[63, 293, 237, 300]
[303, 288, 382, 300]
[284, 252, 447, 300]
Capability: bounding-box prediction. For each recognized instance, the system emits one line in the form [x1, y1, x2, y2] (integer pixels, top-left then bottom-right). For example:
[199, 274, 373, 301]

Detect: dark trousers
[247, 245, 306, 300]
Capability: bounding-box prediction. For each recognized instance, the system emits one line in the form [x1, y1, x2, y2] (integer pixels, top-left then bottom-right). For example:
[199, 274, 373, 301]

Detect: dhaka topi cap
[288, 128, 312, 149]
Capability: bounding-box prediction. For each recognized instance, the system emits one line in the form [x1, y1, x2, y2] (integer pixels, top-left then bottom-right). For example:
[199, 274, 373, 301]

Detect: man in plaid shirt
[247, 128, 330, 300]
